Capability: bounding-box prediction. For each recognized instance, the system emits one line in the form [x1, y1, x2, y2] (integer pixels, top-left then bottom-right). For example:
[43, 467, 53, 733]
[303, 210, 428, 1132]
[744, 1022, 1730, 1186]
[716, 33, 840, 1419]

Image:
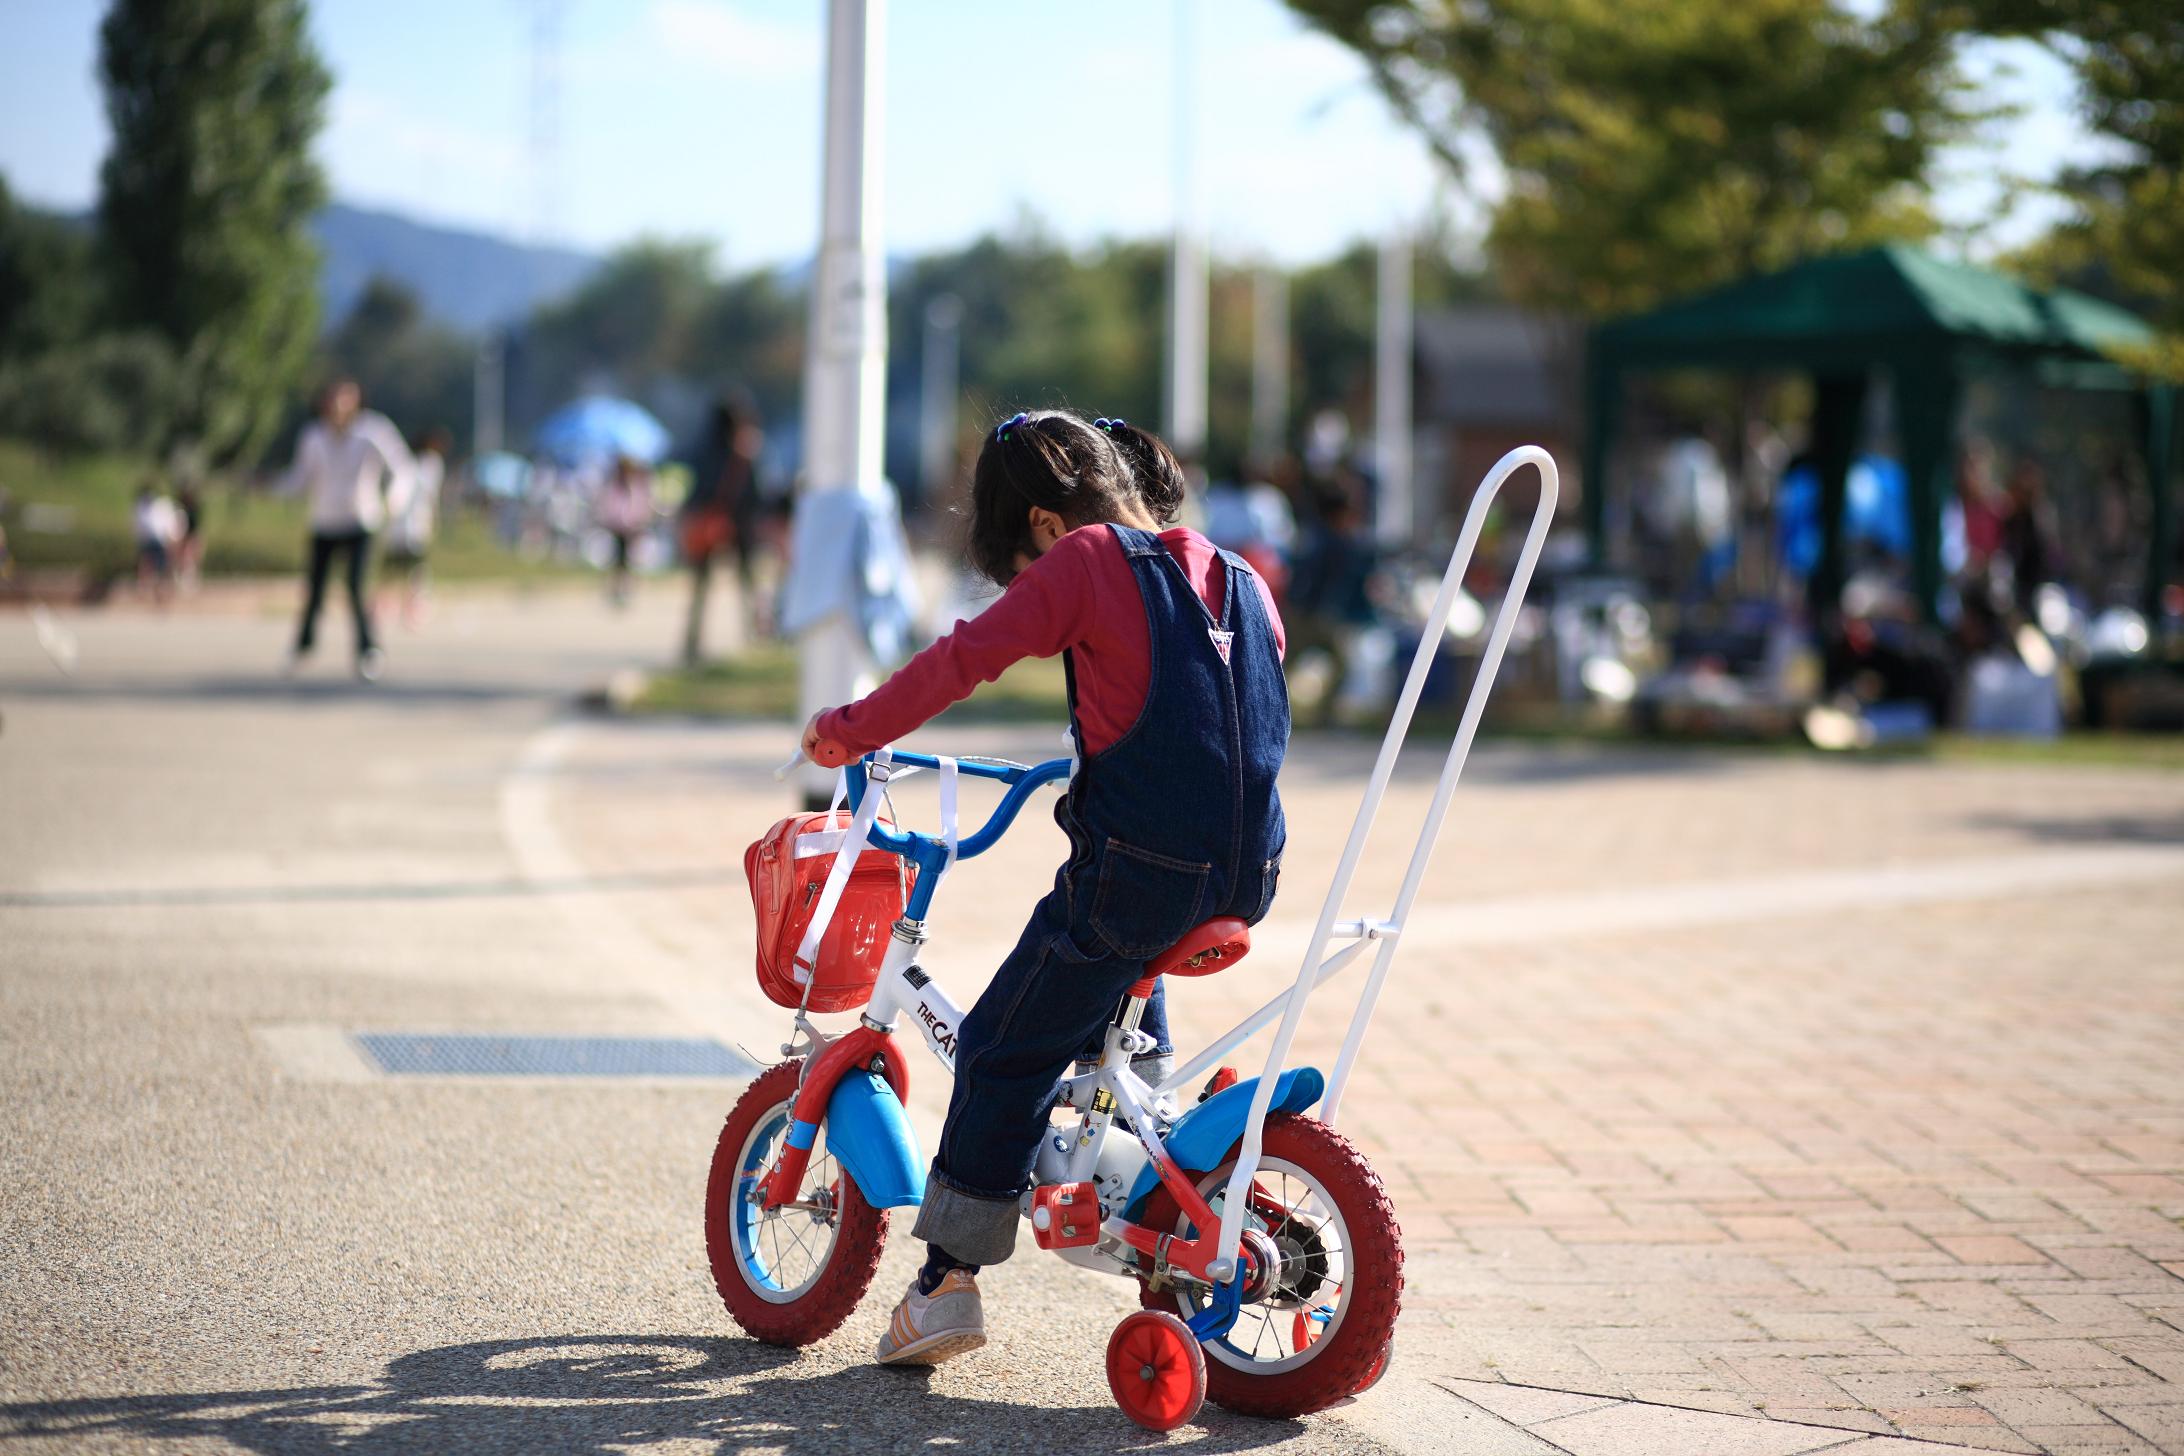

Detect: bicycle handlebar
[840, 749, 1072, 864]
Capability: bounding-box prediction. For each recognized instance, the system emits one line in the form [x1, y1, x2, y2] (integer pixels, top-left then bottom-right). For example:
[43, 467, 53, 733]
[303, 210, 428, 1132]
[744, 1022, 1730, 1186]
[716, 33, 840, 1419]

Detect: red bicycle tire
[705, 1059, 889, 1346]
[1136, 1113, 1403, 1418]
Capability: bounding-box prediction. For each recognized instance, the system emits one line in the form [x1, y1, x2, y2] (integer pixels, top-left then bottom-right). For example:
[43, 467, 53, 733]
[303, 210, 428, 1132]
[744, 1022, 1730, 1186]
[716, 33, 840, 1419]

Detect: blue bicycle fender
[1121, 1065, 1325, 1219]
[825, 1071, 927, 1209]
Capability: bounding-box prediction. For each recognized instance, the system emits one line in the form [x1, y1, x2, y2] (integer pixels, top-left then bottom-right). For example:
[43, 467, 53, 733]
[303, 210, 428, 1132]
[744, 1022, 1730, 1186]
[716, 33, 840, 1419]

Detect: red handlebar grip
[810, 738, 853, 769]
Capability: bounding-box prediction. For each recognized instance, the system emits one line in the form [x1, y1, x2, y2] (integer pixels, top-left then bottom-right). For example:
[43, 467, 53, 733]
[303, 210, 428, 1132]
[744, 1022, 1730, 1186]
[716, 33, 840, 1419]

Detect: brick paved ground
[545, 717, 2184, 1455]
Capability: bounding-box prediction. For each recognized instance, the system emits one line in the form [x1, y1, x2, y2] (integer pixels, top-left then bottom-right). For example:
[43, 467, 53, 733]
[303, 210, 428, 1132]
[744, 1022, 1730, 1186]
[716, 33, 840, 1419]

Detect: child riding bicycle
[802, 409, 1290, 1365]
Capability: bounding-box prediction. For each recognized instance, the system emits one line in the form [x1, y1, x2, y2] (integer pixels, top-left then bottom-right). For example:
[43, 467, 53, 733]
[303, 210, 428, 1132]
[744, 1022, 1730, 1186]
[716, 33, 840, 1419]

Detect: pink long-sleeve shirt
[817, 525, 1284, 756]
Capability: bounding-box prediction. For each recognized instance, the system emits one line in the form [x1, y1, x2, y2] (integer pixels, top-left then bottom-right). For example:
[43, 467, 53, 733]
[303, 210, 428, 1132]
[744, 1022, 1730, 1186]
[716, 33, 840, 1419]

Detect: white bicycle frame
[799, 445, 1559, 1290]
[1178, 445, 1560, 1279]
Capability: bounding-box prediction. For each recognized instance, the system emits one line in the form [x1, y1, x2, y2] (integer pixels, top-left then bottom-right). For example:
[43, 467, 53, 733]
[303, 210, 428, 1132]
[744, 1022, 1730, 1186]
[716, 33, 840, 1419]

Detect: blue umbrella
[533, 396, 671, 468]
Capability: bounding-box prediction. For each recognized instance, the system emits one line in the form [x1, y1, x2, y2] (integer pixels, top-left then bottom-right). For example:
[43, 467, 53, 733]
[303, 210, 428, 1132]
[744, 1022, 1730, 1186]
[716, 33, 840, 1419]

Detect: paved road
[0, 589, 1406, 1456]
[5, 589, 2183, 1455]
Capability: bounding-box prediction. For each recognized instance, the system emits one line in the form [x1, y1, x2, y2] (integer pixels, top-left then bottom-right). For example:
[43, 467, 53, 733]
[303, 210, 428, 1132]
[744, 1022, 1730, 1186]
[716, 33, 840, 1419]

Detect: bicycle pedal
[1030, 1182, 1102, 1250]
[1199, 1066, 1239, 1103]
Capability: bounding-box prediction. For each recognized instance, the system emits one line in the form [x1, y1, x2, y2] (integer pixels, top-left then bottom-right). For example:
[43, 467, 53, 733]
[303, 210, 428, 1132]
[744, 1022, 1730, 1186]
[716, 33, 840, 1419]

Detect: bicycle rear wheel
[1135, 1113, 1402, 1416]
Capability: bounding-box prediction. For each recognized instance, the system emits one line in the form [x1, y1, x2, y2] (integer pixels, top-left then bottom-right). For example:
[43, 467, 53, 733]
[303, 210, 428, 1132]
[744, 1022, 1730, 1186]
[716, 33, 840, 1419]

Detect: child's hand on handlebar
[801, 711, 853, 769]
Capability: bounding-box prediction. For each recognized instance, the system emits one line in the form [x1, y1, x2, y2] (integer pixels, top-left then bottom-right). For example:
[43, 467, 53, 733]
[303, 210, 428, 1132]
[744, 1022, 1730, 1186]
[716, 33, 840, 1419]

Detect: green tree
[1970, 0, 2183, 372]
[97, 0, 329, 461]
[1290, 233, 1496, 433]
[320, 276, 473, 445]
[0, 178, 102, 361]
[525, 240, 719, 411]
[1288, 0, 1976, 318]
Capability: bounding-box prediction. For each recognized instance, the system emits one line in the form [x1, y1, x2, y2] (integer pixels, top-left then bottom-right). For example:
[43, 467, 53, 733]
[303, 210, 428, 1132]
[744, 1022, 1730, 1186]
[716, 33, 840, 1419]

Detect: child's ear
[1028, 506, 1067, 552]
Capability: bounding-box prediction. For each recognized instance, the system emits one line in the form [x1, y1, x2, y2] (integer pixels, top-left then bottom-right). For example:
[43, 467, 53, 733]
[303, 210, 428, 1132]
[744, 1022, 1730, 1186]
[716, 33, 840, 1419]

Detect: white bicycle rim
[731, 1099, 846, 1305]
[1158, 1156, 1353, 1376]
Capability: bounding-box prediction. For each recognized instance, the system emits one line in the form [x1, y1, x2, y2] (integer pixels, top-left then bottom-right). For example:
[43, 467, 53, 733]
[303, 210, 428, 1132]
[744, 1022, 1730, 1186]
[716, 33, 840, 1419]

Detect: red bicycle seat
[1149, 918, 1252, 979]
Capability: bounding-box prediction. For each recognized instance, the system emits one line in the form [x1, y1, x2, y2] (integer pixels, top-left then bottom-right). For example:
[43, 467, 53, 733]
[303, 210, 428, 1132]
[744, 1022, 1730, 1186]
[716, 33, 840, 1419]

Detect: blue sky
[0, 0, 2109, 269]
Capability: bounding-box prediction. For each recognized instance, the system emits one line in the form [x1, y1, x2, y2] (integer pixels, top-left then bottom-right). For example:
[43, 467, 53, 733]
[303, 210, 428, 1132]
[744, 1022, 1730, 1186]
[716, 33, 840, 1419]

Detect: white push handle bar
[1206, 445, 1560, 1279]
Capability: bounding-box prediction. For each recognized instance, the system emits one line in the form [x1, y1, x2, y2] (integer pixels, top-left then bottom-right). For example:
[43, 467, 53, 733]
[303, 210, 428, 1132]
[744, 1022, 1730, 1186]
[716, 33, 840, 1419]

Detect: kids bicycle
[705, 446, 1559, 1430]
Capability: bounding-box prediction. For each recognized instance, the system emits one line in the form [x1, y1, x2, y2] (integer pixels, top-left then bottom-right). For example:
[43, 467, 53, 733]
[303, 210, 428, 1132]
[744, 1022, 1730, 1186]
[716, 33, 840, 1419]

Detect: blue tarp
[1778, 455, 1912, 576]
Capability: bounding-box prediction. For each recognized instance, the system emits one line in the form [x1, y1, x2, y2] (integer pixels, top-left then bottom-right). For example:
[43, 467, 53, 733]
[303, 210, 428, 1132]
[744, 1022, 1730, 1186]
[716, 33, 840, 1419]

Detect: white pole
[473, 334, 504, 457]
[919, 293, 963, 506]
[1374, 231, 1413, 545]
[1250, 266, 1288, 461]
[1206, 447, 1559, 1278]
[793, 0, 889, 803]
[1165, 1, 1208, 459]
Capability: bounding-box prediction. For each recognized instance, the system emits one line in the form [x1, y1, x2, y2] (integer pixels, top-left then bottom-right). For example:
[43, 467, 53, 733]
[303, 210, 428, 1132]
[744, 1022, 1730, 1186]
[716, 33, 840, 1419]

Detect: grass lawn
[638, 647, 2182, 774]
[635, 644, 1072, 728]
[1928, 731, 2184, 772]
[0, 438, 578, 587]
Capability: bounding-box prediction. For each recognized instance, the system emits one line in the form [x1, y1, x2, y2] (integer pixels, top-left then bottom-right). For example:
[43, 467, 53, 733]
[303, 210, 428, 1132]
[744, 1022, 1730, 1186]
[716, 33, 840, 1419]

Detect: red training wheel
[1106, 1310, 1206, 1432]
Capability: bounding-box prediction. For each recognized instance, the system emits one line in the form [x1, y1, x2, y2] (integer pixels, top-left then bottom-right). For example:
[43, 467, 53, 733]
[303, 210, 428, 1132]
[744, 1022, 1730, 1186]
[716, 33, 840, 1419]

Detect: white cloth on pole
[779, 483, 921, 664]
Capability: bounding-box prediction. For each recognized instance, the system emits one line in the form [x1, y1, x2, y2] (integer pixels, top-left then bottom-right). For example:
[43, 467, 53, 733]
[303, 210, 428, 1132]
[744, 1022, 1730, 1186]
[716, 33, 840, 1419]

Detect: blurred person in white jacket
[285, 377, 412, 680]
[381, 426, 448, 629]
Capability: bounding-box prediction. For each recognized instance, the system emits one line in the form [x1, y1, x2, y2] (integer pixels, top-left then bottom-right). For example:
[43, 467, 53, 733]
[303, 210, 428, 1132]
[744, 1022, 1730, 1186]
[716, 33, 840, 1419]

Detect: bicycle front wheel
[1136, 1113, 1403, 1416]
[705, 1059, 888, 1345]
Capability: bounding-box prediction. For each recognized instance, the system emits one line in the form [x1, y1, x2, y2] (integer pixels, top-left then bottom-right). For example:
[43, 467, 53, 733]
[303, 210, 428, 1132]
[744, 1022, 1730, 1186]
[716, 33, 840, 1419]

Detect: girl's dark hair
[965, 409, 1139, 586]
[1098, 420, 1188, 524]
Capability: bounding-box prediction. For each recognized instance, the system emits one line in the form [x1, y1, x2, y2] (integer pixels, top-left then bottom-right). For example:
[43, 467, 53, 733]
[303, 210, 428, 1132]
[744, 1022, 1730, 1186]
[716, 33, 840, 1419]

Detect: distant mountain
[313, 202, 599, 335]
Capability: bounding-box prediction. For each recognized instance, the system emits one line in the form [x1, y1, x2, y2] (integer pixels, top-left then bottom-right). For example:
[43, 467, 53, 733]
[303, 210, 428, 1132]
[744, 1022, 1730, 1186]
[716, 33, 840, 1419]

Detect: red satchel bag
[744, 809, 914, 1013]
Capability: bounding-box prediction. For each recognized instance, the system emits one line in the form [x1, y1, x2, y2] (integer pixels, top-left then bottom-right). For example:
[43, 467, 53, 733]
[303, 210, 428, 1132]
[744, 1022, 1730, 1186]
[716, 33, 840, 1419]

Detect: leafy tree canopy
[1966, 0, 2182, 371]
[1288, 0, 1980, 318]
[0, 179, 102, 362]
[97, 0, 329, 461]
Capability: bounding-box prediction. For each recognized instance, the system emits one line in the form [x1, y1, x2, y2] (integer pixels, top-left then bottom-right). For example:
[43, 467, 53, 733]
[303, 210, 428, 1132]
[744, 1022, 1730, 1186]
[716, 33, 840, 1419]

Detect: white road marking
[497, 716, 780, 1058]
[251, 1023, 379, 1084]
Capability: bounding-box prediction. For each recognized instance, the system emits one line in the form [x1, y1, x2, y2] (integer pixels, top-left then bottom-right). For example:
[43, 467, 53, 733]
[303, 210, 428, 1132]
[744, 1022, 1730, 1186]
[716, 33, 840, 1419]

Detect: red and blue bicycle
[706, 447, 1559, 1429]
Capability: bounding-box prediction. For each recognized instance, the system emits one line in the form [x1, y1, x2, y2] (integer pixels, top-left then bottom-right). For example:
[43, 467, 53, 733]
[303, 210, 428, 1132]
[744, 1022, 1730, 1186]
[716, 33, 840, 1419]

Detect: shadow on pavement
[0, 867, 737, 910]
[0, 674, 557, 708]
[1279, 731, 1746, 788]
[1964, 809, 2184, 845]
[0, 1334, 1306, 1455]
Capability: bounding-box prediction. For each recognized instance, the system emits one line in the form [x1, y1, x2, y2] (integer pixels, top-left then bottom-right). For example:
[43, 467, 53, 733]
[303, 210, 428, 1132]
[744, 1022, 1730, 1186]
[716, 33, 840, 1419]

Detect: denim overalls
[914, 525, 1290, 1266]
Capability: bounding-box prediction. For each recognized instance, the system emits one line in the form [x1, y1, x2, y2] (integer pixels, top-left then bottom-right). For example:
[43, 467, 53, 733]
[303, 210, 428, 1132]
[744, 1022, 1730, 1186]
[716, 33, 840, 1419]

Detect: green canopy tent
[1580, 244, 2177, 623]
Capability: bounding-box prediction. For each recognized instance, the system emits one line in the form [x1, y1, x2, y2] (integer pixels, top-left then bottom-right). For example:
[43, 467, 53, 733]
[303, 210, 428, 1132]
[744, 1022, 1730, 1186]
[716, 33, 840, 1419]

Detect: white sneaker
[356, 648, 384, 683]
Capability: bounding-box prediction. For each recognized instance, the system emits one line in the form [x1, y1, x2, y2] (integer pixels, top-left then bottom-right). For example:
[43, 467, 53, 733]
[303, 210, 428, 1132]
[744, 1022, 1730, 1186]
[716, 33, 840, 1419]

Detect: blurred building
[1415, 305, 1580, 537]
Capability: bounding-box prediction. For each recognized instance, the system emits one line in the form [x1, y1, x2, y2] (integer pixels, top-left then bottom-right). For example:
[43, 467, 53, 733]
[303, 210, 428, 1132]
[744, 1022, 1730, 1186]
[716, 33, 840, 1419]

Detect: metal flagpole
[919, 293, 963, 508]
[1250, 265, 1288, 461]
[1165, 1, 1208, 459]
[792, 0, 890, 806]
[1374, 230, 1413, 545]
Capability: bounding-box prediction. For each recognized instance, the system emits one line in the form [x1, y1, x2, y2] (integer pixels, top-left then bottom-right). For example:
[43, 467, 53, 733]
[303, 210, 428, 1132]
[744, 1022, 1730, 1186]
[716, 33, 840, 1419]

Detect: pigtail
[1097, 418, 1189, 525]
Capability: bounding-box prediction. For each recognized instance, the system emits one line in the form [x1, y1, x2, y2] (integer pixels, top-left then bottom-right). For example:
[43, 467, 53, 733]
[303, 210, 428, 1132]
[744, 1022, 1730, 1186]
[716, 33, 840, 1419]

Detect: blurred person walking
[381, 427, 448, 629]
[680, 394, 765, 663]
[1285, 483, 1378, 728]
[597, 454, 655, 609]
[174, 485, 205, 591]
[285, 377, 413, 682]
[2000, 456, 2061, 615]
[132, 482, 183, 605]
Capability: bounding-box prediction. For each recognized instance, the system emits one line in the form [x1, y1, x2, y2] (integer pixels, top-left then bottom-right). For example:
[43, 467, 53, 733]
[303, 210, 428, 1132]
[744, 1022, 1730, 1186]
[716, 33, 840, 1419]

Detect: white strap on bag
[935, 756, 961, 879]
[792, 772, 855, 859]
[792, 747, 893, 981]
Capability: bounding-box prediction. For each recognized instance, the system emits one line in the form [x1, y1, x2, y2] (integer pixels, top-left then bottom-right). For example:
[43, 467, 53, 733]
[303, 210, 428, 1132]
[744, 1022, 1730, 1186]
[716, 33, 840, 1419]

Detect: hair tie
[1094, 417, 1126, 432]
[994, 411, 1029, 443]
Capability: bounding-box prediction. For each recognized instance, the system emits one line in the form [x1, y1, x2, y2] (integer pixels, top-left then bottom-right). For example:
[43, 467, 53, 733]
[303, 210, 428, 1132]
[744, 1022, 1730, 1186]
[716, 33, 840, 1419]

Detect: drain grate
[352, 1033, 758, 1079]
